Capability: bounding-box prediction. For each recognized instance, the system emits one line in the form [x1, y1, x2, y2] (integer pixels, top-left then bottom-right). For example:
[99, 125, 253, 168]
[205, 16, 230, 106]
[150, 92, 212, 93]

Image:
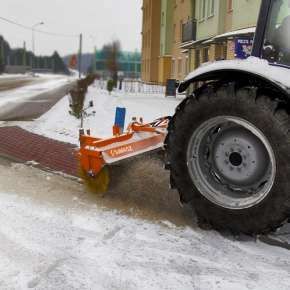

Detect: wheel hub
[212, 127, 270, 187]
[187, 116, 276, 209]
[229, 152, 243, 166]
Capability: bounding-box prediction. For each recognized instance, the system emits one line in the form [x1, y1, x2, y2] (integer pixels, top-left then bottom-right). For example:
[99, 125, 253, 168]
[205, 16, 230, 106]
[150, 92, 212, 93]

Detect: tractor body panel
[178, 57, 290, 97]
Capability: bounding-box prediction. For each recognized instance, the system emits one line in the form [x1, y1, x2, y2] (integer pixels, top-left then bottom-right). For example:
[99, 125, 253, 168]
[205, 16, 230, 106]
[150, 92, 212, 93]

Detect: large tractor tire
[167, 83, 290, 234]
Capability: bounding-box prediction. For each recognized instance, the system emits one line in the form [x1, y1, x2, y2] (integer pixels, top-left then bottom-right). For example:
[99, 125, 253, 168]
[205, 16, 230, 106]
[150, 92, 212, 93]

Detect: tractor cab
[257, 0, 290, 67]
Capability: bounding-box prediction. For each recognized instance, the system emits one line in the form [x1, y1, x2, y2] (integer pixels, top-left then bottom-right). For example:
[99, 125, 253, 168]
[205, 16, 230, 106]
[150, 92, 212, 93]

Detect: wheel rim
[187, 116, 276, 210]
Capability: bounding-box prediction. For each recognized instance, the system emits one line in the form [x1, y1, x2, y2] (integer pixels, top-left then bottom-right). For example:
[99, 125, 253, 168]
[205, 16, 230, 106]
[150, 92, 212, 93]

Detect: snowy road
[0, 160, 289, 289]
[0, 76, 33, 92]
[0, 74, 76, 121]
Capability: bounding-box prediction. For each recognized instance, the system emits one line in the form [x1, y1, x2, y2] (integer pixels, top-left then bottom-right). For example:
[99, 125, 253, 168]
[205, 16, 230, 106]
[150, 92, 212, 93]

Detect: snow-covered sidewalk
[21, 84, 182, 145]
[0, 163, 290, 290]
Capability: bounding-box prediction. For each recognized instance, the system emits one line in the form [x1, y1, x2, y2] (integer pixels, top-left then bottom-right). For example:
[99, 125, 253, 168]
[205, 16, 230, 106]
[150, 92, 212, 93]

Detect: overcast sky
[0, 0, 142, 56]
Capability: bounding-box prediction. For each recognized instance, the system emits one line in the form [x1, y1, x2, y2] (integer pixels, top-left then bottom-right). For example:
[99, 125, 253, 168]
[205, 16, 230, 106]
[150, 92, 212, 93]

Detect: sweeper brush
[78, 112, 169, 193]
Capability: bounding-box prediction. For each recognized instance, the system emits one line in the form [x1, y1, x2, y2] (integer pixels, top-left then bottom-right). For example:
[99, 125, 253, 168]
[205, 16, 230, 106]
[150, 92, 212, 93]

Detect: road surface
[0, 155, 289, 290]
[0, 76, 34, 92]
[0, 75, 76, 121]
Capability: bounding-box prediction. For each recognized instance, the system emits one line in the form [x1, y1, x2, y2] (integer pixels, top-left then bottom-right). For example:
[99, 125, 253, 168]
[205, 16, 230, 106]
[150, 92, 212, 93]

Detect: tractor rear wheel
[167, 83, 290, 234]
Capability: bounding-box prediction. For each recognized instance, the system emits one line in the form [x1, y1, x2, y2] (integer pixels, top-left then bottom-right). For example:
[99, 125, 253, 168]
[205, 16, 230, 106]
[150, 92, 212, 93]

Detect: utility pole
[93, 45, 97, 74]
[78, 33, 83, 79]
[31, 22, 44, 70]
[135, 49, 138, 79]
[0, 38, 4, 65]
[23, 41, 27, 66]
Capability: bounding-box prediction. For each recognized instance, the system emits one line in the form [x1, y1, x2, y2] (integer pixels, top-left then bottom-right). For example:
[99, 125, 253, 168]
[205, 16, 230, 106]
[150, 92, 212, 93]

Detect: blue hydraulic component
[114, 107, 126, 133]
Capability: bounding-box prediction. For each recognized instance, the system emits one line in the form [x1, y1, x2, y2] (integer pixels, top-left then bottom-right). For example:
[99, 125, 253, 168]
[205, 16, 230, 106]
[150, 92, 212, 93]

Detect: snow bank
[22, 84, 182, 145]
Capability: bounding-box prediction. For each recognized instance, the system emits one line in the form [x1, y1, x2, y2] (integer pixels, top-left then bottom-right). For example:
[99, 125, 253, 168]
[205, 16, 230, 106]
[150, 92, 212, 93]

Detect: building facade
[141, 0, 262, 85]
[186, 0, 261, 71]
[95, 50, 141, 79]
[171, 0, 195, 81]
[158, 0, 174, 84]
[141, 0, 161, 83]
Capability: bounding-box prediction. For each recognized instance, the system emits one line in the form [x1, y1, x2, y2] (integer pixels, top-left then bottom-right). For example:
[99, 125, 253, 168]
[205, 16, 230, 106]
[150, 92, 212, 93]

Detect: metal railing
[95, 79, 166, 95]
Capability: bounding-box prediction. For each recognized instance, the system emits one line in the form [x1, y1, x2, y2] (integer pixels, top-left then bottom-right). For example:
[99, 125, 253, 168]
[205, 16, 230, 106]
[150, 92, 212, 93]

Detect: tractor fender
[178, 57, 290, 102]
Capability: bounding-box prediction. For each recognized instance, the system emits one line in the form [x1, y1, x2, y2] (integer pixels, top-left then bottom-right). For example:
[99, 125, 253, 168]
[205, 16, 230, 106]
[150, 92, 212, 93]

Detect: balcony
[182, 19, 197, 43]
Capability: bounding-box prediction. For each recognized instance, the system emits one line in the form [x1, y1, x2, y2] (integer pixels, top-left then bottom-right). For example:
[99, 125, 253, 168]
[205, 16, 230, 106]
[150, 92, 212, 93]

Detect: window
[199, 0, 206, 21]
[207, 0, 214, 17]
[195, 49, 200, 68]
[223, 44, 227, 60]
[173, 24, 176, 42]
[178, 59, 182, 75]
[161, 12, 165, 26]
[203, 48, 209, 63]
[185, 57, 189, 74]
[228, 0, 233, 12]
[180, 20, 183, 41]
[263, 0, 290, 66]
[171, 59, 175, 76]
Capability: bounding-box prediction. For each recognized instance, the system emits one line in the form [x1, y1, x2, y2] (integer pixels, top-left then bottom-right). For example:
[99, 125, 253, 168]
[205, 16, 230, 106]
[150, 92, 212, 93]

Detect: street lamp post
[90, 35, 97, 74]
[31, 21, 44, 69]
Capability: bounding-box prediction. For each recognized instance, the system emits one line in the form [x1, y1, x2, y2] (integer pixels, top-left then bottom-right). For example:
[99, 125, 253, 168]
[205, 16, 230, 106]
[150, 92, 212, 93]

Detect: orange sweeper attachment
[78, 107, 170, 192]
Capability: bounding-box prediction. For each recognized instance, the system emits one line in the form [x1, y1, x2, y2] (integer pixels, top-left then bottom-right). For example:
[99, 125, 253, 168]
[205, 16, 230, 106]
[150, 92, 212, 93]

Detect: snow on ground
[2, 79, 289, 289]
[21, 83, 182, 145]
[0, 73, 31, 79]
[0, 74, 75, 108]
[0, 163, 290, 290]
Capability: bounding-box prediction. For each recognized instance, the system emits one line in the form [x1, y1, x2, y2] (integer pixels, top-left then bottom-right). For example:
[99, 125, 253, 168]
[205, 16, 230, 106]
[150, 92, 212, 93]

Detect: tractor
[80, 0, 290, 234]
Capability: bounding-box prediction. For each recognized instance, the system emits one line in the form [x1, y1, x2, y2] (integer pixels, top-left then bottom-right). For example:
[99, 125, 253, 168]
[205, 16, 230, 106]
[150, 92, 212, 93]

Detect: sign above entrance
[235, 38, 254, 59]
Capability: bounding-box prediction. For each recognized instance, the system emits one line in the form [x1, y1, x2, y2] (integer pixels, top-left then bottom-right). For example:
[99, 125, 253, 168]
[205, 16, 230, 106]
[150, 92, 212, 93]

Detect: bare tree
[102, 40, 121, 86]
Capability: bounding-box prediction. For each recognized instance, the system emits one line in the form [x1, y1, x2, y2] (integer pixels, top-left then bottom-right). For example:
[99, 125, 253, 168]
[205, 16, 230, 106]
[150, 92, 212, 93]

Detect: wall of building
[189, 0, 260, 73]
[158, 0, 174, 84]
[160, 0, 174, 56]
[141, 0, 161, 83]
[171, 0, 195, 81]
[232, 0, 261, 30]
[196, 0, 225, 40]
[141, 0, 262, 85]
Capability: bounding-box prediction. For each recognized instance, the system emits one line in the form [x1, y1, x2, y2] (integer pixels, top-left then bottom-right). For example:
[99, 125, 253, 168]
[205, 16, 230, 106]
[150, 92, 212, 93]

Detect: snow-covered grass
[0, 163, 290, 290]
[22, 83, 182, 145]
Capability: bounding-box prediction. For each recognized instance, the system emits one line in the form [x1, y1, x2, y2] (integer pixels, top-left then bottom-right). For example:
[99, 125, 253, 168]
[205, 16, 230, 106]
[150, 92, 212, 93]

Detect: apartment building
[187, 0, 261, 70]
[141, 0, 161, 83]
[171, 0, 195, 81]
[141, 0, 261, 84]
[158, 0, 174, 84]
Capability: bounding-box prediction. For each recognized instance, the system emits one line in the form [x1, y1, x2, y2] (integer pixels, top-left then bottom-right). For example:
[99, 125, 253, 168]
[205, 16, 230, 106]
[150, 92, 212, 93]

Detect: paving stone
[0, 126, 78, 177]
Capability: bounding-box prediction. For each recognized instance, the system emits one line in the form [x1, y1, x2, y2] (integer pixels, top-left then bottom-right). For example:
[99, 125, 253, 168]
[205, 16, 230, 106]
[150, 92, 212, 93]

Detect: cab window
[263, 0, 290, 66]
